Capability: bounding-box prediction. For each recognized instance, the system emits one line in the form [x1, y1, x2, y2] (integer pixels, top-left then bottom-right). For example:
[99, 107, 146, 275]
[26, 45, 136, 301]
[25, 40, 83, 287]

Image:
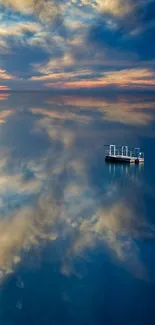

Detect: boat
[104, 145, 144, 164]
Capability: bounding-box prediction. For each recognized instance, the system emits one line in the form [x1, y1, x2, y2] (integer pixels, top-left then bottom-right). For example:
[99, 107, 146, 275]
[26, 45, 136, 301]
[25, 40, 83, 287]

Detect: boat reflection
[106, 161, 144, 177]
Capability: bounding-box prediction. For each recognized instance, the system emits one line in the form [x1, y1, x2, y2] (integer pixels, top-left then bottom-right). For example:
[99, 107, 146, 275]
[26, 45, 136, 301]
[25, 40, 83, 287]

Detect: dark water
[0, 92, 155, 325]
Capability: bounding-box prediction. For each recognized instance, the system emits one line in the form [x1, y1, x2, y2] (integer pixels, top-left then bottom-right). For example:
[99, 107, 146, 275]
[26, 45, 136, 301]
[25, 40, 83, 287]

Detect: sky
[0, 0, 155, 91]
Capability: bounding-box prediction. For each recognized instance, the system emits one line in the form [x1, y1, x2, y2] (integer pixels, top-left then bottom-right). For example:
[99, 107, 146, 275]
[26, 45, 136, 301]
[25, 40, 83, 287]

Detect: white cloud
[70, 0, 132, 16]
[0, 0, 65, 22]
[95, 0, 132, 16]
[0, 69, 17, 80]
[0, 39, 10, 54]
[0, 21, 41, 37]
[0, 20, 44, 52]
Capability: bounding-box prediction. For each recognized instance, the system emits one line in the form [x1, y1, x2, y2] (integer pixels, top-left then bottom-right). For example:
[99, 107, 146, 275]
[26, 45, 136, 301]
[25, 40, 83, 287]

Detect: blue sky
[0, 0, 155, 91]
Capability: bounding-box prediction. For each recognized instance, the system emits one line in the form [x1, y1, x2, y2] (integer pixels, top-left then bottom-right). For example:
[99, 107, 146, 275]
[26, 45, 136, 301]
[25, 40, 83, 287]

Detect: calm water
[0, 92, 155, 325]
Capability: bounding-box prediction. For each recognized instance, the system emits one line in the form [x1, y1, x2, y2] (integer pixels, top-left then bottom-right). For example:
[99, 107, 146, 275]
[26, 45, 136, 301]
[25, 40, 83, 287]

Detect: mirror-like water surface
[0, 92, 155, 325]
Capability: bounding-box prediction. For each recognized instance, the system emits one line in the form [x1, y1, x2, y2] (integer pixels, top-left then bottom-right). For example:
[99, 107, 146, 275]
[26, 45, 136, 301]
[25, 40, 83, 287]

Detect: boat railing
[105, 146, 144, 158]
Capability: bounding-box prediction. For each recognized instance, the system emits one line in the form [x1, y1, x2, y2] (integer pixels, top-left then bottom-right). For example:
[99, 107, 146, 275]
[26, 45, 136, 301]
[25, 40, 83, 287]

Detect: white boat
[104, 145, 144, 164]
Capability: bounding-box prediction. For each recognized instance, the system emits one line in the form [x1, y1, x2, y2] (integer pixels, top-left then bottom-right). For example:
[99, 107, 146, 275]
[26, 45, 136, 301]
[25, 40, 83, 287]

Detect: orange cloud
[31, 70, 91, 81]
[0, 69, 16, 80]
[45, 80, 105, 89]
[0, 85, 11, 91]
[39, 68, 155, 90]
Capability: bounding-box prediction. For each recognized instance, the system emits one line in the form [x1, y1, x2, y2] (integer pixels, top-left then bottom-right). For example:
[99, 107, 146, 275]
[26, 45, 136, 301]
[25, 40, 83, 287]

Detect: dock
[104, 145, 144, 164]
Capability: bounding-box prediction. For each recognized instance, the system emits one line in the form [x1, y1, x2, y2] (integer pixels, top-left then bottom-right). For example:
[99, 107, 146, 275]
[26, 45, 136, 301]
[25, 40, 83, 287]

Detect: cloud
[0, 16, 64, 55]
[35, 68, 155, 91]
[101, 68, 155, 86]
[88, 1, 155, 62]
[0, 39, 10, 54]
[0, 0, 65, 23]
[0, 21, 41, 38]
[29, 32, 155, 90]
[0, 69, 17, 80]
[70, 0, 132, 16]
[0, 20, 46, 55]
[0, 23, 43, 57]
[32, 53, 76, 76]
[31, 30, 134, 75]
[31, 70, 92, 82]
[96, 0, 132, 16]
[0, 0, 154, 89]
[27, 30, 54, 52]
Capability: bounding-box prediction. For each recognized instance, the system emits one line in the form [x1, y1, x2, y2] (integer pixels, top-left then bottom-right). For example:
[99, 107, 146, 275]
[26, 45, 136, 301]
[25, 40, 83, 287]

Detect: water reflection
[0, 92, 155, 324]
[106, 162, 144, 177]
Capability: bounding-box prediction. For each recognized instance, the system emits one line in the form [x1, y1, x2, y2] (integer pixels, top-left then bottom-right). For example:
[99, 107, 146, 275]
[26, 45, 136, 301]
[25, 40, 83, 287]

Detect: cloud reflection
[0, 93, 10, 101]
[0, 109, 15, 124]
[40, 94, 155, 126]
[0, 93, 154, 284]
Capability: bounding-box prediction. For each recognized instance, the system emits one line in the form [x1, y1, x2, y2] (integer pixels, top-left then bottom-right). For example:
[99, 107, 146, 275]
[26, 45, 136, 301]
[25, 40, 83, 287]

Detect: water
[0, 92, 155, 325]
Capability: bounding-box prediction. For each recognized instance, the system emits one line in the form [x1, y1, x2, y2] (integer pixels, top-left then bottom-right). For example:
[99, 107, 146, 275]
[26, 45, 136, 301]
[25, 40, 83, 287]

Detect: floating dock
[105, 145, 144, 164]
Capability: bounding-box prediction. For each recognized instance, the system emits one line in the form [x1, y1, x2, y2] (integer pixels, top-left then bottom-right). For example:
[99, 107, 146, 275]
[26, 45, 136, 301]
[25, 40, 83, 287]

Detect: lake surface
[0, 92, 155, 325]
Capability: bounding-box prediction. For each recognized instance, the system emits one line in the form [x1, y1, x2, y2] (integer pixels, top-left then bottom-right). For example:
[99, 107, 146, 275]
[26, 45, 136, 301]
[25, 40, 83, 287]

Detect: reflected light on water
[0, 92, 154, 287]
